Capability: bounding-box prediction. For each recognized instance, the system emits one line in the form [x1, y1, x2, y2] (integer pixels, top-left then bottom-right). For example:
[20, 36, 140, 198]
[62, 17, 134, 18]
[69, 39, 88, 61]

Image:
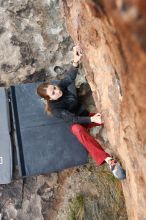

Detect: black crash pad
[10, 83, 88, 177]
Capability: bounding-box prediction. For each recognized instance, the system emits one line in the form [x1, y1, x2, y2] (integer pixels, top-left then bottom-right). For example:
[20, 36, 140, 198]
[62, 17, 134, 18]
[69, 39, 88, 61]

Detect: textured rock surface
[55, 162, 127, 220]
[0, 0, 78, 86]
[60, 0, 146, 219]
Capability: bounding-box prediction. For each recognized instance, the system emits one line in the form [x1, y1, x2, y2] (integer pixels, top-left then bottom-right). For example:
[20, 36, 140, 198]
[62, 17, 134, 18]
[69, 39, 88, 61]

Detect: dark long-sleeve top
[49, 65, 91, 125]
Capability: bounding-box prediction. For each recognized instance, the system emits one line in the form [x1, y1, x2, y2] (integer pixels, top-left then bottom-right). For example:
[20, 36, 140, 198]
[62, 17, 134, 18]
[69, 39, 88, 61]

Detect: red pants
[70, 113, 110, 166]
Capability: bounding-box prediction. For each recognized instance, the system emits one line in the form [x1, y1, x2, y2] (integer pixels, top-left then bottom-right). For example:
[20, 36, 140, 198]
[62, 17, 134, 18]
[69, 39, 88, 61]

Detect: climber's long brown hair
[37, 82, 53, 115]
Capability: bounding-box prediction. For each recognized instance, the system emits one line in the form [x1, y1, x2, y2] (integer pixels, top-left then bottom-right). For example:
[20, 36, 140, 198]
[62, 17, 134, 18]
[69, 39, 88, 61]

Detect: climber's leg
[70, 123, 109, 166]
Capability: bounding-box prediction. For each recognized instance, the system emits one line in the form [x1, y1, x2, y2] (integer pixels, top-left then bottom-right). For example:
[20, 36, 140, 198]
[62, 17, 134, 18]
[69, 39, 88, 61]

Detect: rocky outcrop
[0, 0, 76, 86]
[60, 0, 146, 219]
[0, 0, 136, 219]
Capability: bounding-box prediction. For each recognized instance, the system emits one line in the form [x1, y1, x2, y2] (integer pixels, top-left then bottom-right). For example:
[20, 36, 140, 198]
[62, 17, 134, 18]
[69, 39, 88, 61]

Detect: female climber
[36, 45, 126, 180]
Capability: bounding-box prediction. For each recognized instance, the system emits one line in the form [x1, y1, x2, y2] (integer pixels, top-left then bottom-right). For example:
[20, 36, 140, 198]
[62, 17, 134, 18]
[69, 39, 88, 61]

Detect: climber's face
[47, 85, 63, 100]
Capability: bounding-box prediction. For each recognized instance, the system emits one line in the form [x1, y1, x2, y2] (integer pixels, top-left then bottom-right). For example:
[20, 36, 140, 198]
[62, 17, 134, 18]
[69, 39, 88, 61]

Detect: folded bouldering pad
[0, 88, 12, 184]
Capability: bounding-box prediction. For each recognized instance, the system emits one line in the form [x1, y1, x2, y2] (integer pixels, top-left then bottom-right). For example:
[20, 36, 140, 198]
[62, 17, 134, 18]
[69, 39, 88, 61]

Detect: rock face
[2, 0, 143, 219]
[0, 0, 76, 86]
[60, 0, 146, 219]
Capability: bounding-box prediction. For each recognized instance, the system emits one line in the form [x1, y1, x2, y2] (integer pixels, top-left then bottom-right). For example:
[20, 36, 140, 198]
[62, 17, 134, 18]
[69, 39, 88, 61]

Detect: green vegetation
[68, 194, 85, 220]
[102, 169, 117, 183]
